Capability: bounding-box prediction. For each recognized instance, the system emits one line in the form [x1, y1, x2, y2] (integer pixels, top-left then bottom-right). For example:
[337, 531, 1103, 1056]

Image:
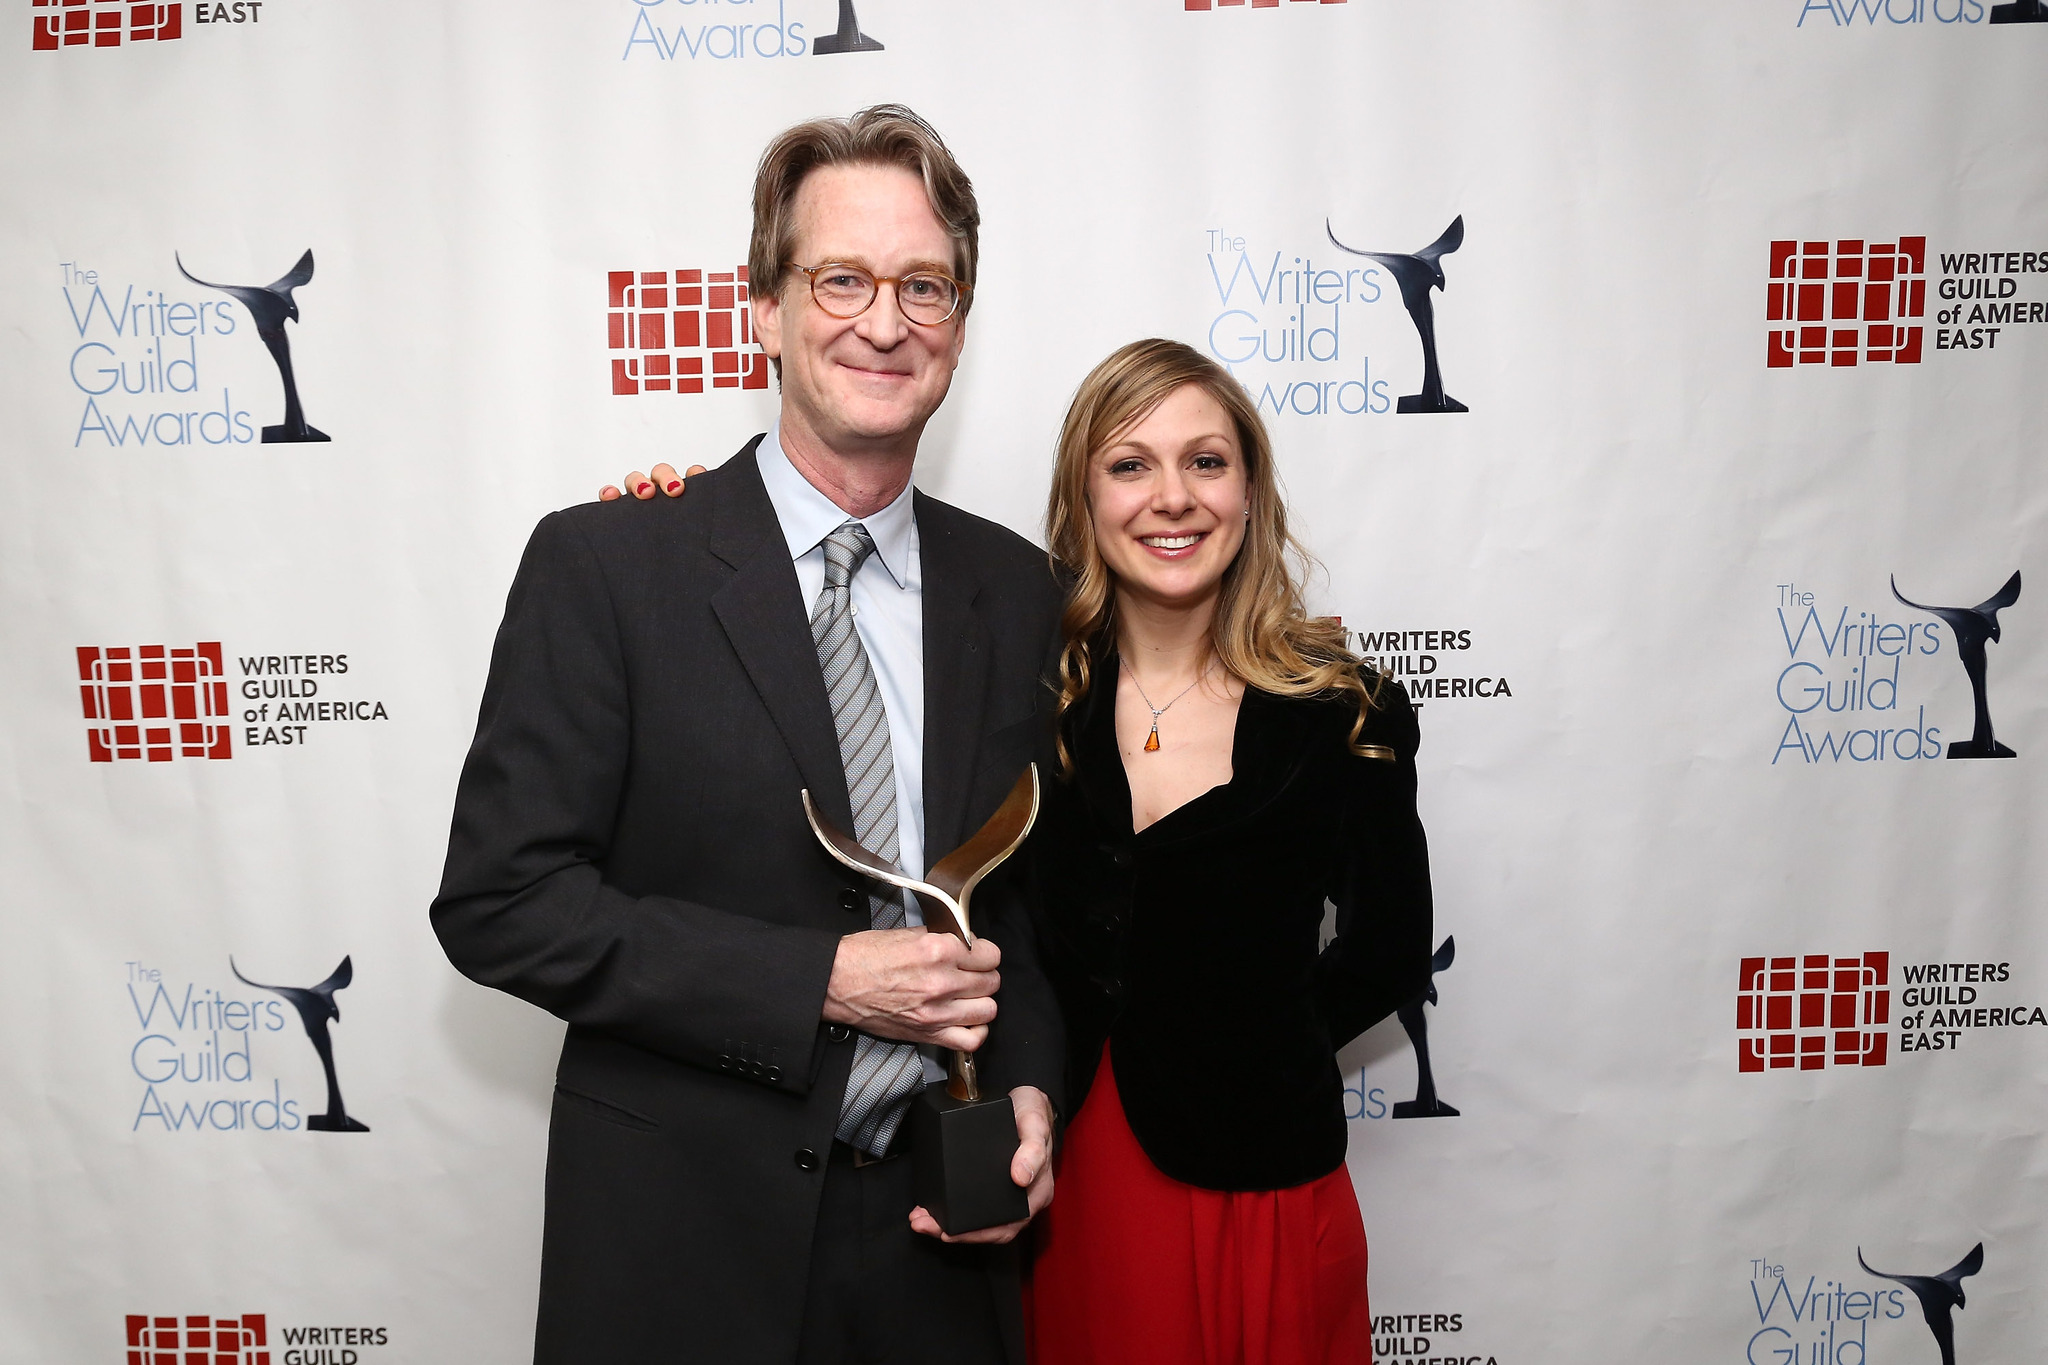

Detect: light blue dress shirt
[755, 425, 928, 901]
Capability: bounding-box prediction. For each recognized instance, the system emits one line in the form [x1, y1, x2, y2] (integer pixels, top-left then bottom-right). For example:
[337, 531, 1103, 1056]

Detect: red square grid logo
[78, 644, 233, 762]
[1767, 238, 1926, 368]
[32, 0, 181, 50]
[1186, 1, 1345, 9]
[125, 1314, 268, 1365]
[609, 267, 769, 396]
[1737, 953, 1890, 1072]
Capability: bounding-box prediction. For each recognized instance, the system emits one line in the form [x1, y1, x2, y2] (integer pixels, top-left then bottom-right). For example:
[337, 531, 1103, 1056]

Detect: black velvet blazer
[1030, 652, 1434, 1192]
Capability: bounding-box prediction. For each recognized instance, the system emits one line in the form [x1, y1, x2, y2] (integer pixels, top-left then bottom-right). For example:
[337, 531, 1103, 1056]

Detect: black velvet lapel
[1069, 649, 1131, 837]
[706, 441, 854, 832]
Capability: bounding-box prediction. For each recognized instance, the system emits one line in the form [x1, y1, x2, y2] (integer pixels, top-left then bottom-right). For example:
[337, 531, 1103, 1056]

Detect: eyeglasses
[788, 262, 969, 326]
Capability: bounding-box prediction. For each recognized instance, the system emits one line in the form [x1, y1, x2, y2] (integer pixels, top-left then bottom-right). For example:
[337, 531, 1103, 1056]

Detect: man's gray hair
[749, 103, 980, 322]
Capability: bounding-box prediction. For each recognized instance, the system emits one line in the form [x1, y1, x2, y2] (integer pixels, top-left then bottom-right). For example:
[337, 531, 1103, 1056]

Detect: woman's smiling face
[1086, 383, 1249, 614]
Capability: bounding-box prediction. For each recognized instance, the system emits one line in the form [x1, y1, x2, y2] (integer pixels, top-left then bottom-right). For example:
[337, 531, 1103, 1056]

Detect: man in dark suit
[432, 106, 1063, 1365]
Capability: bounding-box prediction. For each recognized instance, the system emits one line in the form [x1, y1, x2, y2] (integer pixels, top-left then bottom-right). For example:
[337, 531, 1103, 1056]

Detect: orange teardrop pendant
[1144, 724, 1161, 752]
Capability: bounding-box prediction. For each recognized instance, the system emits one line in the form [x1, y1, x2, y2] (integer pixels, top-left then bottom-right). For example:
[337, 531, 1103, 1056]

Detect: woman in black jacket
[1025, 339, 1434, 1365]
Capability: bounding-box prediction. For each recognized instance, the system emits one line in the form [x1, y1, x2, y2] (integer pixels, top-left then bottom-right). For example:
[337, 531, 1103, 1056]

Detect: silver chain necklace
[1124, 654, 1214, 753]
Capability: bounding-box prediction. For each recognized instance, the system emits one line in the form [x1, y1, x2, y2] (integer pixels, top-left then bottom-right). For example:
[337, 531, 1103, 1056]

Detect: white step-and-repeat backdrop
[5, 2, 2045, 1361]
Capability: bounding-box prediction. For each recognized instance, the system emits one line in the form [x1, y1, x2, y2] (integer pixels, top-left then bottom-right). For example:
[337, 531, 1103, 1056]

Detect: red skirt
[1026, 1046, 1373, 1365]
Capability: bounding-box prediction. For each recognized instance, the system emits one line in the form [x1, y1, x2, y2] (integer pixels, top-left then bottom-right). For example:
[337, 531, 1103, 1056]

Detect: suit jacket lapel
[1070, 648, 1133, 836]
[917, 493, 992, 860]
[708, 442, 854, 830]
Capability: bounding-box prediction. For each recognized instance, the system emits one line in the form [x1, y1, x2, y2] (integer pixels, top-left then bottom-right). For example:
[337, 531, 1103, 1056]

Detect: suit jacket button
[828, 1025, 851, 1042]
[1110, 849, 1133, 870]
[795, 1147, 819, 1171]
[839, 889, 864, 913]
[766, 1065, 783, 1082]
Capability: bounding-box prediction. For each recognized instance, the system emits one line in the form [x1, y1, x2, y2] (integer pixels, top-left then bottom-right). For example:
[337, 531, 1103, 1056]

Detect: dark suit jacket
[1030, 650, 1432, 1191]
[431, 440, 1066, 1364]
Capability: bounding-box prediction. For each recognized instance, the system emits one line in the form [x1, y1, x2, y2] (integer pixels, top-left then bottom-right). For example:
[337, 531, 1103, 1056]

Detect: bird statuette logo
[176, 249, 331, 443]
[1859, 1242, 1982, 1365]
[1392, 935, 1460, 1119]
[1326, 215, 1467, 414]
[813, 0, 883, 52]
[1990, 0, 2048, 22]
[230, 954, 370, 1131]
[1891, 571, 2021, 759]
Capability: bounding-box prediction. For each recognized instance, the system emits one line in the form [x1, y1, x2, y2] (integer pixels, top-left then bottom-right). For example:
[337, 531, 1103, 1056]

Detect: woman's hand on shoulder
[597, 462, 704, 502]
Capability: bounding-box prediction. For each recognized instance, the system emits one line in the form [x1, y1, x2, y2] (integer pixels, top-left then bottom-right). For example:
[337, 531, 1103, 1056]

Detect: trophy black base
[1391, 1098, 1460, 1119]
[813, 31, 884, 53]
[1396, 393, 1468, 414]
[1948, 739, 2017, 759]
[1990, 1, 2048, 22]
[263, 424, 331, 443]
[306, 1113, 370, 1132]
[911, 1087, 1028, 1236]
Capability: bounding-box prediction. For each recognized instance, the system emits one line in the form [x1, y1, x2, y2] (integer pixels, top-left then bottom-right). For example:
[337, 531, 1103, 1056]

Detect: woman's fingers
[604, 463, 706, 502]
[599, 470, 655, 500]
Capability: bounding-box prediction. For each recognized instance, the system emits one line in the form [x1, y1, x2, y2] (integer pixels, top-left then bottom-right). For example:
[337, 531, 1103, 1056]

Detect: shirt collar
[756, 422, 917, 590]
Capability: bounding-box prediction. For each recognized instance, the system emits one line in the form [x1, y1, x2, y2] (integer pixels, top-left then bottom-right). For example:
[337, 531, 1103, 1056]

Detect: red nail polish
[636, 482, 652, 495]
[665, 480, 682, 493]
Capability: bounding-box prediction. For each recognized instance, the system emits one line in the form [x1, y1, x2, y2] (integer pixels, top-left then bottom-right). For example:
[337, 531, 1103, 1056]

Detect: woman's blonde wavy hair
[1046, 338, 1381, 773]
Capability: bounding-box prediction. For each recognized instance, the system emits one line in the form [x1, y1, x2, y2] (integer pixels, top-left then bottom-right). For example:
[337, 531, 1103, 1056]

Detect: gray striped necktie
[812, 520, 926, 1157]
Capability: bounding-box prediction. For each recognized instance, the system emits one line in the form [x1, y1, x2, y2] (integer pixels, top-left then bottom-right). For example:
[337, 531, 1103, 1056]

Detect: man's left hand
[907, 1084, 1055, 1245]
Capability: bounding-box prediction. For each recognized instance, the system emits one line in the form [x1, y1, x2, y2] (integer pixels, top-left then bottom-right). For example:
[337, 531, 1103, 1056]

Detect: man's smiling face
[753, 163, 968, 457]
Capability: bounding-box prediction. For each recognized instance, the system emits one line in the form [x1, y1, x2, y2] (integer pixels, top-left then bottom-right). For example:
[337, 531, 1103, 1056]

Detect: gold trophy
[802, 765, 1040, 1234]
